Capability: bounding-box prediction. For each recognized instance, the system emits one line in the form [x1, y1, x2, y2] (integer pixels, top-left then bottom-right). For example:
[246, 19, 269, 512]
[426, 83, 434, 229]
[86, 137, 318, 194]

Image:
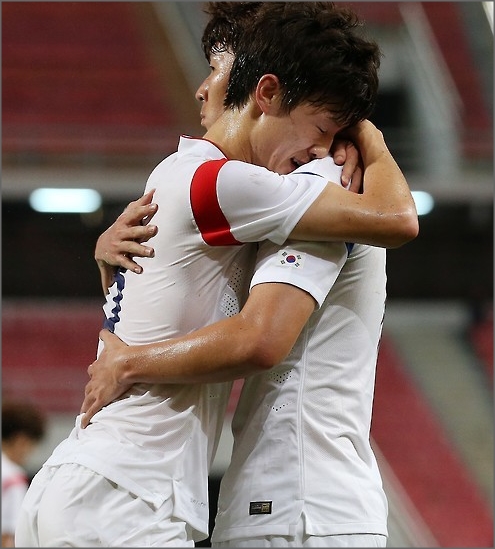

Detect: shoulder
[292, 156, 343, 184]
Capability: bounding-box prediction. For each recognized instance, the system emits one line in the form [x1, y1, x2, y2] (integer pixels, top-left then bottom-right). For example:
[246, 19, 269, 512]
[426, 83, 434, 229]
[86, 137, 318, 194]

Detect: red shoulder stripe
[190, 159, 242, 246]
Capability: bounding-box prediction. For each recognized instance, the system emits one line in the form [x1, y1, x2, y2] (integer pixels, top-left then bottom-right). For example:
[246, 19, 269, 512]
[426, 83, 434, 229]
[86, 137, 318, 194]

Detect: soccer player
[17, 3, 417, 547]
[81, 4, 414, 547]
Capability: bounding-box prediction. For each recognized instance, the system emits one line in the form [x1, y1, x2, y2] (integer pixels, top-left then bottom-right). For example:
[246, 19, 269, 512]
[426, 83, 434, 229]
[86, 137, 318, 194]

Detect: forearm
[82, 284, 314, 427]
[116, 283, 313, 385]
[353, 145, 418, 247]
[292, 123, 419, 248]
[357, 126, 416, 221]
[118, 317, 276, 385]
[342, 122, 419, 245]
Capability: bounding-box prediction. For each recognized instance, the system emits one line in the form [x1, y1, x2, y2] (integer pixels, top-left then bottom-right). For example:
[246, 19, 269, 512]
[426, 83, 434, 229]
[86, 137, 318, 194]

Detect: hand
[331, 137, 363, 194]
[95, 189, 159, 276]
[340, 120, 387, 167]
[80, 330, 133, 428]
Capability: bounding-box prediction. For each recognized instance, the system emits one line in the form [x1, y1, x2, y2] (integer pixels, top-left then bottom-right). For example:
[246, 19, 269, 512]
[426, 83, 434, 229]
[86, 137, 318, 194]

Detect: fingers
[80, 396, 108, 429]
[331, 144, 346, 166]
[80, 405, 95, 429]
[80, 383, 95, 428]
[140, 188, 156, 205]
[81, 414, 90, 429]
[331, 137, 362, 189]
[331, 138, 354, 162]
[120, 197, 158, 227]
[95, 225, 156, 272]
[340, 159, 356, 189]
[122, 203, 157, 226]
[80, 388, 100, 428]
[97, 250, 146, 275]
[80, 388, 102, 428]
[115, 224, 157, 246]
[109, 235, 155, 258]
[122, 189, 156, 211]
[95, 192, 158, 274]
[346, 165, 363, 194]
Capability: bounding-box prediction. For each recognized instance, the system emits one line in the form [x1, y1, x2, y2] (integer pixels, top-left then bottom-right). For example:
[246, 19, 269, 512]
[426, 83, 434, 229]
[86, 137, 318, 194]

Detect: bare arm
[93, 121, 414, 295]
[291, 120, 419, 248]
[95, 190, 158, 294]
[94, 153, 360, 286]
[80, 282, 315, 427]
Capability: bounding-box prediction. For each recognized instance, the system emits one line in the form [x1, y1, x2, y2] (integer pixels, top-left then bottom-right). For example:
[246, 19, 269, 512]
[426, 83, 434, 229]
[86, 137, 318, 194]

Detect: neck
[203, 106, 255, 163]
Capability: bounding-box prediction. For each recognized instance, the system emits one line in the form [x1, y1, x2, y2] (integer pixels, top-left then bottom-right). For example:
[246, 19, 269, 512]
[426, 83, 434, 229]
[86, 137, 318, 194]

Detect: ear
[255, 74, 282, 114]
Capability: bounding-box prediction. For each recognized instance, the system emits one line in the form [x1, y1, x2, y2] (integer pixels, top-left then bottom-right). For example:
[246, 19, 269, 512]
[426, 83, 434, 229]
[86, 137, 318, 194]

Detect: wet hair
[201, 2, 263, 59]
[225, 2, 381, 127]
[2, 400, 46, 442]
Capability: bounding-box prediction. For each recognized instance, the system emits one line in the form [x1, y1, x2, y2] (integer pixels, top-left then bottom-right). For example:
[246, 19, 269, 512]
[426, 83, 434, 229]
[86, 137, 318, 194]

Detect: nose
[308, 135, 334, 160]
[308, 143, 331, 160]
[195, 82, 207, 103]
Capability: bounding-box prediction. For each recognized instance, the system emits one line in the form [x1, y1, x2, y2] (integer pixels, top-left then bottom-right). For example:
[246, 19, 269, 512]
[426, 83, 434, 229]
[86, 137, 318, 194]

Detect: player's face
[255, 103, 344, 175]
[195, 50, 234, 130]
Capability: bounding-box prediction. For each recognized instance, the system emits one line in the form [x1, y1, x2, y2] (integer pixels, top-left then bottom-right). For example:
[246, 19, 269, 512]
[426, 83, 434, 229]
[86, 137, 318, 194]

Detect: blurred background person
[2, 400, 46, 548]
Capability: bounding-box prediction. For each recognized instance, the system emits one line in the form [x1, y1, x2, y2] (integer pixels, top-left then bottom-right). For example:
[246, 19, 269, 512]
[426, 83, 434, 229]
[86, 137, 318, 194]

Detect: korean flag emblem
[278, 250, 306, 268]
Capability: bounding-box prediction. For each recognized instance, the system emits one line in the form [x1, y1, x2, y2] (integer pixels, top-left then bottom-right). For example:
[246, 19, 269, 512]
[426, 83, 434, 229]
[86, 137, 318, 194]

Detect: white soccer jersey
[2, 453, 28, 537]
[212, 159, 388, 542]
[42, 136, 330, 541]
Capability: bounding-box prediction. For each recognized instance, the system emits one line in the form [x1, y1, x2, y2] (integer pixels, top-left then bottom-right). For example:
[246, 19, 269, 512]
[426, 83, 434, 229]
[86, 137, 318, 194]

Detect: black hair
[225, 2, 381, 127]
[201, 2, 263, 59]
[2, 400, 46, 442]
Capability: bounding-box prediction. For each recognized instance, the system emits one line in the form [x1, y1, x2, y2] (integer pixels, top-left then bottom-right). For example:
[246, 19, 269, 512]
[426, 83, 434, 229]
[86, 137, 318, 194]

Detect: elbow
[404, 212, 420, 242]
[256, 348, 287, 372]
[385, 209, 419, 248]
[236, 309, 302, 374]
[398, 209, 420, 246]
[245, 338, 290, 373]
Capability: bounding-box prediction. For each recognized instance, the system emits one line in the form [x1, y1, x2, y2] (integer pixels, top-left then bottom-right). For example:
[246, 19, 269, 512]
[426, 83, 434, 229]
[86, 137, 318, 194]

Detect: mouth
[291, 157, 305, 170]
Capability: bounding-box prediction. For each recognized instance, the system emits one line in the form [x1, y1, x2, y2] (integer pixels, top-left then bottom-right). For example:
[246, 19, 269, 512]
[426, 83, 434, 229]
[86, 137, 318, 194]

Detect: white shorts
[15, 463, 195, 547]
[212, 514, 387, 548]
[214, 535, 386, 548]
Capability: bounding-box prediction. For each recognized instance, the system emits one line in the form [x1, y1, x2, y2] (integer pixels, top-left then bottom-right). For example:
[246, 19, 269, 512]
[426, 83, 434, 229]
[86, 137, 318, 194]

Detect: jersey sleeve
[248, 156, 348, 307]
[250, 239, 348, 309]
[190, 159, 328, 246]
[291, 155, 345, 185]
